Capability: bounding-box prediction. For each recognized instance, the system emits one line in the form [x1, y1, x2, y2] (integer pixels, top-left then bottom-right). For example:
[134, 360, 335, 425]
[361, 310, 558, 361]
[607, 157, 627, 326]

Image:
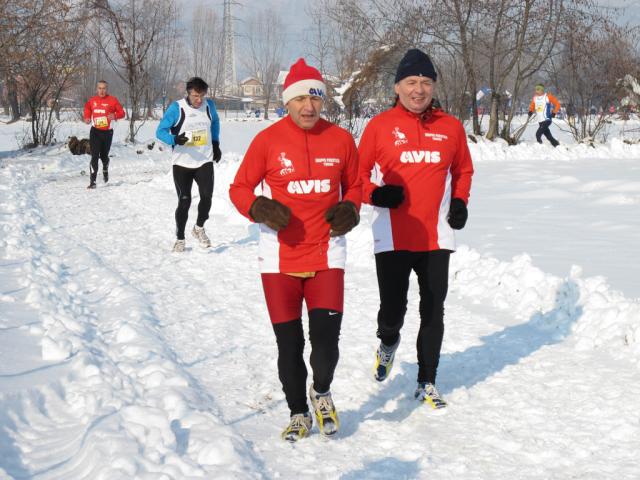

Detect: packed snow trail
[1, 120, 640, 478]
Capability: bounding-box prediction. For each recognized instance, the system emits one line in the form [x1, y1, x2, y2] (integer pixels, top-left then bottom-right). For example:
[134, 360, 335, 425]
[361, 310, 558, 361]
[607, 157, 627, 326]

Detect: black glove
[325, 201, 359, 237]
[212, 140, 222, 162]
[175, 133, 188, 145]
[551, 112, 556, 118]
[371, 185, 404, 208]
[448, 198, 468, 230]
[249, 196, 291, 231]
[528, 111, 534, 118]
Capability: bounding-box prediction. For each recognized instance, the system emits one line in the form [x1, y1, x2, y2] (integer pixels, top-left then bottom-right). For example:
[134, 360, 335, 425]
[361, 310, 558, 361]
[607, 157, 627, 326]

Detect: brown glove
[325, 201, 359, 237]
[249, 196, 291, 231]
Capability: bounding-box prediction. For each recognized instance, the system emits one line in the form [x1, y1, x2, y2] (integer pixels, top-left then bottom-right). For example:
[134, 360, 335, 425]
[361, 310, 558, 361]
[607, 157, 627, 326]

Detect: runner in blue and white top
[156, 77, 221, 252]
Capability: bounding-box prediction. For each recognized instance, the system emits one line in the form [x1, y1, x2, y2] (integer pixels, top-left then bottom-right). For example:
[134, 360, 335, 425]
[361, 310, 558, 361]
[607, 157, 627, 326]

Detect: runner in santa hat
[229, 58, 361, 441]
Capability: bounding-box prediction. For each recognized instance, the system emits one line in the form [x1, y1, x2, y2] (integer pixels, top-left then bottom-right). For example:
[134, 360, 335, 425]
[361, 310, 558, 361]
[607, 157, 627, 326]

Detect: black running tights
[172, 162, 214, 240]
[375, 249, 450, 384]
[272, 309, 342, 415]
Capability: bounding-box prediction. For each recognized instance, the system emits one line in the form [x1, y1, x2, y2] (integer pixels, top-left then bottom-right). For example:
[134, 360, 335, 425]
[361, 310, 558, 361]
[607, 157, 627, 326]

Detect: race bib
[95, 116, 109, 128]
[187, 129, 208, 147]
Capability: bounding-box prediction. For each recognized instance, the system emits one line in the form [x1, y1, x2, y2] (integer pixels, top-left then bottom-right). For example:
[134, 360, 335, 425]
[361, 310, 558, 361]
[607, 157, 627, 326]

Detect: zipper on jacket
[417, 117, 422, 147]
[304, 131, 311, 176]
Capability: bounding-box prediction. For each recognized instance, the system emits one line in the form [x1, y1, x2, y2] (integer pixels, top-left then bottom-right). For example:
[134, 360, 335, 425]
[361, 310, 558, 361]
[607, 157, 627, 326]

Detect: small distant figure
[83, 80, 125, 189]
[528, 83, 560, 147]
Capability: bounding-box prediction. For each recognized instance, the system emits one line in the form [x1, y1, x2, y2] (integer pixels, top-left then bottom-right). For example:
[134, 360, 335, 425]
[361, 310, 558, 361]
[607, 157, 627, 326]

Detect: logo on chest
[400, 150, 441, 164]
[424, 133, 448, 141]
[287, 179, 331, 194]
[278, 152, 295, 176]
[392, 127, 408, 146]
[315, 158, 340, 167]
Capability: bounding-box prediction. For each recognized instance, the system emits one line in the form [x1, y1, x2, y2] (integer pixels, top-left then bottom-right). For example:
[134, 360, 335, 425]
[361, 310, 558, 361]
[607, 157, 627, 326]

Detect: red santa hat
[282, 58, 326, 105]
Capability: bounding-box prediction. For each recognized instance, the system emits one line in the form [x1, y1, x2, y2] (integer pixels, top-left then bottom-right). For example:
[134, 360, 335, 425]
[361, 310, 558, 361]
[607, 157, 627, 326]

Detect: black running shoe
[103, 170, 109, 183]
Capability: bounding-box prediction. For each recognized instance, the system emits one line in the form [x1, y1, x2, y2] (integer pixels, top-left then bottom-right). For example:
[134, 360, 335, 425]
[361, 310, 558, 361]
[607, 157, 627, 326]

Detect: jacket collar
[394, 102, 440, 123]
[284, 114, 326, 134]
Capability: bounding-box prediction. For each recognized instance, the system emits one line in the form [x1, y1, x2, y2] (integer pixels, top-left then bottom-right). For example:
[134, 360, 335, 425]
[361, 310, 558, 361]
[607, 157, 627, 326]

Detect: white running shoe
[172, 239, 186, 252]
[192, 225, 211, 248]
[309, 385, 339, 437]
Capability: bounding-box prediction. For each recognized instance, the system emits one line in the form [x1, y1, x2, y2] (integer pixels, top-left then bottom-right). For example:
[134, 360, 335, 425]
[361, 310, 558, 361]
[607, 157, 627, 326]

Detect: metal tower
[222, 0, 237, 96]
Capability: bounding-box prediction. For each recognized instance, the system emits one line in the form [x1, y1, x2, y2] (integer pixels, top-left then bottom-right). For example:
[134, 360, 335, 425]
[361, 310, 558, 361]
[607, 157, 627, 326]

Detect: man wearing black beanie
[358, 48, 474, 409]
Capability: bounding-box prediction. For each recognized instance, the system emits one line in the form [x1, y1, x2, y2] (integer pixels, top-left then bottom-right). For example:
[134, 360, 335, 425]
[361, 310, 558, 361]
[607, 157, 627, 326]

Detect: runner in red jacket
[229, 58, 360, 442]
[83, 80, 125, 189]
[359, 49, 474, 409]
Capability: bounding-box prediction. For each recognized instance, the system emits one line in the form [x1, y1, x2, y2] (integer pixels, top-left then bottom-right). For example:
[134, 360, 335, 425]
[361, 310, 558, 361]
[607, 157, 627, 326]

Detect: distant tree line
[1, 0, 638, 146]
[305, 0, 640, 143]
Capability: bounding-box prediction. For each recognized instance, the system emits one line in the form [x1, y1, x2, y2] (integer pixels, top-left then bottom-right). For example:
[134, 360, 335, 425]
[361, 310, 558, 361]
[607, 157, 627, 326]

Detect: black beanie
[395, 49, 437, 83]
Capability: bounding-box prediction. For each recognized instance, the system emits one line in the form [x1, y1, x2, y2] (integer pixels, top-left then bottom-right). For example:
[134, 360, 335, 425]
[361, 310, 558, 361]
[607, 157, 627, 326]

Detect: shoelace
[194, 229, 210, 242]
[378, 345, 395, 365]
[288, 414, 309, 430]
[422, 383, 441, 399]
[314, 394, 334, 417]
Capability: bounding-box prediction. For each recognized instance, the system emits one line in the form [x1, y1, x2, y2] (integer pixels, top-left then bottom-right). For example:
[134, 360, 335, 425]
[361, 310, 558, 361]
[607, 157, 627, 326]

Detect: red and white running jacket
[83, 95, 125, 130]
[359, 104, 474, 253]
[229, 115, 361, 273]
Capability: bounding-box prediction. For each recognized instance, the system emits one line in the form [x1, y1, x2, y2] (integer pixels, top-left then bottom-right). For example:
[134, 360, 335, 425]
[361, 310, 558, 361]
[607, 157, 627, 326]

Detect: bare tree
[143, 5, 182, 118]
[190, 3, 224, 98]
[243, 9, 285, 120]
[1, 0, 76, 123]
[549, 7, 640, 143]
[91, 0, 173, 142]
[461, 0, 564, 140]
[2, 0, 88, 145]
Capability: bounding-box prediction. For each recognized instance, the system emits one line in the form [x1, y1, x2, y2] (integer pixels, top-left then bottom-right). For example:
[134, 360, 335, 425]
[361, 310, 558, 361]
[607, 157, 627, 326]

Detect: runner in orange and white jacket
[229, 58, 361, 441]
[528, 83, 560, 146]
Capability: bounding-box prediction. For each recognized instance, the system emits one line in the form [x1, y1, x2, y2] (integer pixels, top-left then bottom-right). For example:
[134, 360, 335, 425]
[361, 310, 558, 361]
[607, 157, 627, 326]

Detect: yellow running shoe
[281, 412, 312, 442]
[415, 382, 447, 409]
[309, 386, 339, 437]
[374, 336, 400, 382]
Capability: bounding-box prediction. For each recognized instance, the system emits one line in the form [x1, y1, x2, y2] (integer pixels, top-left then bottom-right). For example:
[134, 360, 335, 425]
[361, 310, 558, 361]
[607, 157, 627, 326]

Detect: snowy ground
[1, 117, 640, 479]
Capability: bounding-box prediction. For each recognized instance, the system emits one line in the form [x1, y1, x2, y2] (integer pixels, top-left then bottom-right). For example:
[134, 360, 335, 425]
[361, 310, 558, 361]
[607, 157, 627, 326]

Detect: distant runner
[528, 83, 561, 147]
[83, 80, 125, 189]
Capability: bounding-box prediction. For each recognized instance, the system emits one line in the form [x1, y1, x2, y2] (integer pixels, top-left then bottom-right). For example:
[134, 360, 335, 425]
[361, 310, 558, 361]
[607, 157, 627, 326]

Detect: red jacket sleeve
[83, 100, 92, 122]
[528, 98, 535, 113]
[340, 136, 362, 210]
[229, 134, 267, 220]
[451, 122, 474, 204]
[112, 97, 125, 120]
[357, 121, 379, 204]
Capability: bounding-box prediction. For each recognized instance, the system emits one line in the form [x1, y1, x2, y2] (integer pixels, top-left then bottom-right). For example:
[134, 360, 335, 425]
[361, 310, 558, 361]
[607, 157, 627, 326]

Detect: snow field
[1, 118, 639, 478]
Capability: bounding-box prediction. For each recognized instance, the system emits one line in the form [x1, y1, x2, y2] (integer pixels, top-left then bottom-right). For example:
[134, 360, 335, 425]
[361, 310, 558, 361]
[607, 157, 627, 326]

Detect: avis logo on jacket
[229, 115, 361, 273]
[359, 104, 474, 253]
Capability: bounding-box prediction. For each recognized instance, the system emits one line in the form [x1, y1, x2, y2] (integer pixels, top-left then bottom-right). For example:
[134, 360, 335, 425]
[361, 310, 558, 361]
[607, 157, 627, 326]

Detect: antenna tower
[222, 0, 237, 96]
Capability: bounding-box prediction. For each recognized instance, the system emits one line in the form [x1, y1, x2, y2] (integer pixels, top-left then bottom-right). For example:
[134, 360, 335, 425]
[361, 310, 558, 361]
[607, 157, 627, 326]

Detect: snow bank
[452, 246, 640, 360]
[468, 136, 640, 162]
